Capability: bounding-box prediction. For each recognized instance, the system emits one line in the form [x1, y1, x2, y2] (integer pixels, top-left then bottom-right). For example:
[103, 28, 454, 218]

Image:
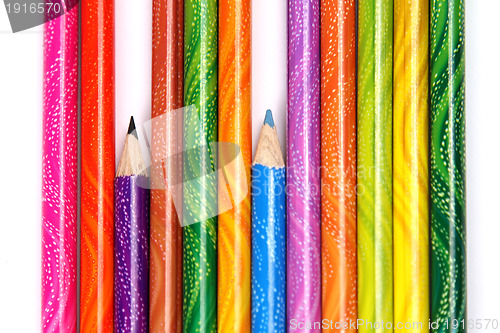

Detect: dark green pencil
[182, 0, 218, 332]
[430, 0, 466, 332]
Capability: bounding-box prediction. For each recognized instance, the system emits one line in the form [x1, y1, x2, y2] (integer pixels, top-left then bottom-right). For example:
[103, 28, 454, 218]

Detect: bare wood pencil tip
[254, 110, 285, 168]
[117, 117, 147, 177]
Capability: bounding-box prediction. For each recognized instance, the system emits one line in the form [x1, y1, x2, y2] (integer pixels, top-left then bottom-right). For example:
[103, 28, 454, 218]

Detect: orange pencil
[150, 0, 184, 331]
[218, 0, 252, 331]
[320, 0, 357, 331]
[80, 0, 115, 331]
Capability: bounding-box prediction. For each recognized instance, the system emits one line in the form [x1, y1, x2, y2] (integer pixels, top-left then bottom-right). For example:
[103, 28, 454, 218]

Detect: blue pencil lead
[264, 109, 275, 128]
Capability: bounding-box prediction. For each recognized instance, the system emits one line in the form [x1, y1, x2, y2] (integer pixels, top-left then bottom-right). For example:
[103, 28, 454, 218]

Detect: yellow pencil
[393, 0, 429, 332]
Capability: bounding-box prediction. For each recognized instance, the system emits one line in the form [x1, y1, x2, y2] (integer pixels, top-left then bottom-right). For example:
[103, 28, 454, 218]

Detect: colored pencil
[251, 110, 286, 333]
[357, 0, 393, 331]
[114, 118, 150, 332]
[150, 0, 184, 331]
[41, 6, 78, 332]
[183, 0, 218, 331]
[80, 0, 115, 330]
[320, 0, 357, 331]
[430, 0, 466, 332]
[287, 0, 321, 328]
[218, 0, 252, 331]
[393, 0, 430, 331]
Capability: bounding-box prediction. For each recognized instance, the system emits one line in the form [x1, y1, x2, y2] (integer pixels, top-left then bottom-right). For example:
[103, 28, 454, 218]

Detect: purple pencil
[114, 117, 150, 332]
[287, 0, 322, 331]
[41, 6, 78, 333]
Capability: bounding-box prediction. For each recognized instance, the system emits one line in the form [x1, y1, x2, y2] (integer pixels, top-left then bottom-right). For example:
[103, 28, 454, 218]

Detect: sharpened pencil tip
[117, 116, 147, 177]
[264, 109, 275, 128]
[254, 109, 284, 167]
[128, 116, 138, 138]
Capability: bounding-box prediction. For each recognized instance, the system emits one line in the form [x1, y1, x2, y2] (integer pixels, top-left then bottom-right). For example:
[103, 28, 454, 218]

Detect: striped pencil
[320, 0, 357, 331]
[430, 0, 466, 332]
[183, 0, 218, 331]
[114, 118, 150, 332]
[150, 0, 184, 331]
[287, 0, 321, 329]
[80, 0, 115, 331]
[251, 110, 286, 333]
[357, 0, 394, 331]
[41, 6, 78, 332]
[393, 0, 430, 331]
[218, 0, 252, 331]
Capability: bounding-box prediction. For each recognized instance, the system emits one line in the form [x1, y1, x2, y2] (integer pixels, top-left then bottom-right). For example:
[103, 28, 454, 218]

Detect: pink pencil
[287, 0, 321, 329]
[41, 7, 79, 333]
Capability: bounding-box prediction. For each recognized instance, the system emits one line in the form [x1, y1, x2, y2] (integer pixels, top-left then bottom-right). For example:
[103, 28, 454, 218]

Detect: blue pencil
[251, 110, 286, 332]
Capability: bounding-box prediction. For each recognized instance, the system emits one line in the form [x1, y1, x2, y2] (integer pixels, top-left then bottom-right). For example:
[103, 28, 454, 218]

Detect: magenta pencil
[41, 6, 79, 333]
[287, 0, 322, 330]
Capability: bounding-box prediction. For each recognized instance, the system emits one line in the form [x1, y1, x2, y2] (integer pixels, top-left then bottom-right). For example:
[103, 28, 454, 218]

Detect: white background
[0, 0, 498, 331]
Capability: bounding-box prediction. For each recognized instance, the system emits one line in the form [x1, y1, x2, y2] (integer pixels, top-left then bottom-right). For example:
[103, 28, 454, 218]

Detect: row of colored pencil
[41, 0, 465, 332]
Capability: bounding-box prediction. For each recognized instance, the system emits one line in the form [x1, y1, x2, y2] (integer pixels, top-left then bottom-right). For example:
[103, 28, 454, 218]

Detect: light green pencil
[357, 0, 394, 332]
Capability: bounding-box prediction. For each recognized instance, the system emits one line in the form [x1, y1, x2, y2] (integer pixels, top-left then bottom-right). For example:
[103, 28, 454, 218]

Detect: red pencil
[150, 0, 184, 331]
[80, 0, 115, 331]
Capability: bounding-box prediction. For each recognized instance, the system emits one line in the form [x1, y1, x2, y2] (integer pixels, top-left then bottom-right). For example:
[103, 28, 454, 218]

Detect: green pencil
[357, 0, 394, 332]
[183, 0, 218, 331]
[430, 0, 466, 332]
